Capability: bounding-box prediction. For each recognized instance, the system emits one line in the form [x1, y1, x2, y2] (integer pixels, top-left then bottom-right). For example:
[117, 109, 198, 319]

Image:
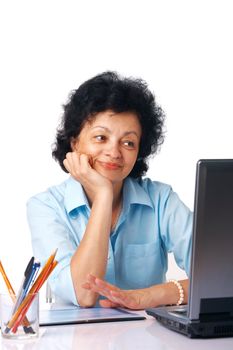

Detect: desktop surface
[1, 312, 233, 350]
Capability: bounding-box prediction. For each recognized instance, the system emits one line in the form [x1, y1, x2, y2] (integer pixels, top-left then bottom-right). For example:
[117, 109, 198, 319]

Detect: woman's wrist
[92, 186, 113, 204]
[146, 279, 188, 307]
[167, 279, 184, 305]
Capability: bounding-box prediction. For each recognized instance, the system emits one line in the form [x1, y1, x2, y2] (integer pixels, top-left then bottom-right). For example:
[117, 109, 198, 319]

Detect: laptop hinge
[199, 297, 233, 321]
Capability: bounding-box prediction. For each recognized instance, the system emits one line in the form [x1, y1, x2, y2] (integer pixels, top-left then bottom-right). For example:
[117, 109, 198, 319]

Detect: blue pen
[21, 261, 41, 299]
[12, 257, 35, 314]
[21, 260, 40, 334]
[6, 257, 36, 334]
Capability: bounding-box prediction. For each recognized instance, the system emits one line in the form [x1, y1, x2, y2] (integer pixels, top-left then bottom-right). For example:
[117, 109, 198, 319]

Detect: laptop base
[147, 307, 233, 338]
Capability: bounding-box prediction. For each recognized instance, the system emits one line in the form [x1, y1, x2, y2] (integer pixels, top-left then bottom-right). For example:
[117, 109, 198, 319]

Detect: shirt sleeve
[159, 187, 193, 276]
[27, 194, 79, 306]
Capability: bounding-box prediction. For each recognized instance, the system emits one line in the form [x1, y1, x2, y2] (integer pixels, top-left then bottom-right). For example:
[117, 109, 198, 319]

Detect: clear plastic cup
[0, 292, 39, 339]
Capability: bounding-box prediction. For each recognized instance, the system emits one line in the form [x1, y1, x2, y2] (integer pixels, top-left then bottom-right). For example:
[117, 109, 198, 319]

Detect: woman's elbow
[76, 292, 98, 308]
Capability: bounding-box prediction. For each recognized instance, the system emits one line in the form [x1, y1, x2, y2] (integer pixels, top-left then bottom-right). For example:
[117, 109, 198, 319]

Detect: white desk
[1, 312, 233, 350]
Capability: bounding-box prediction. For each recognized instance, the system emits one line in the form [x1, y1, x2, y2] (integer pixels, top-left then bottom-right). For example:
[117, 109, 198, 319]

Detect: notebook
[146, 159, 233, 338]
[40, 306, 145, 326]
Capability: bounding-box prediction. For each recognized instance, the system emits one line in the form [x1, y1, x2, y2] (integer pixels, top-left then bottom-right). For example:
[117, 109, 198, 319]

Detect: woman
[27, 71, 192, 308]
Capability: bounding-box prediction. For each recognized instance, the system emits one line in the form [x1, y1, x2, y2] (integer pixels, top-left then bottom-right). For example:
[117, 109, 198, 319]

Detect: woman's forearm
[71, 190, 113, 306]
[82, 275, 189, 310]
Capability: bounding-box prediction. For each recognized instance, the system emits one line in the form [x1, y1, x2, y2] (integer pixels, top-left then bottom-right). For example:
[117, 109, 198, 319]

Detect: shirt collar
[64, 177, 89, 217]
[64, 176, 153, 218]
[123, 177, 153, 210]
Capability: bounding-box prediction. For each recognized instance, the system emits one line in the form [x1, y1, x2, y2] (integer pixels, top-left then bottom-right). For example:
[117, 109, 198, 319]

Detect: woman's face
[71, 110, 142, 184]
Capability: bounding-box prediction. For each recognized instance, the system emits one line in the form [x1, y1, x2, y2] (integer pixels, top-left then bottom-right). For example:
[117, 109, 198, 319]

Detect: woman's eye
[94, 135, 106, 141]
[123, 140, 135, 148]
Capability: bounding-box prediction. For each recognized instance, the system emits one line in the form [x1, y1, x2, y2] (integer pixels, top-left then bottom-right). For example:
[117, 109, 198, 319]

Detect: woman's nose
[105, 142, 121, 159]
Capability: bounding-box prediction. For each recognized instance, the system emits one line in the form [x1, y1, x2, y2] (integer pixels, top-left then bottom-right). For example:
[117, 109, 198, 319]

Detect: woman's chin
[95, 169, 123, 183]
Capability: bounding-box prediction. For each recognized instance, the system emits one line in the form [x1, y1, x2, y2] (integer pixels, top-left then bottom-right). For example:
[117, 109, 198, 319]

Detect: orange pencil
[27, 249, 58, 295]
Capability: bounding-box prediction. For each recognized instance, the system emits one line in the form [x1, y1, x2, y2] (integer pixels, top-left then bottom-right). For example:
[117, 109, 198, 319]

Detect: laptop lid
[188, 159, 233, 320]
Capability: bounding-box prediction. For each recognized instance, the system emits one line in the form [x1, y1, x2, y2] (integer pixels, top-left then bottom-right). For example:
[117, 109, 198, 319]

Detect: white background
[0, 0, 232, 293]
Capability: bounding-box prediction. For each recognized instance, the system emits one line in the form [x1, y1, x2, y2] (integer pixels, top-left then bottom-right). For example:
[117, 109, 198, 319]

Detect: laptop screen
[188, 159, 233, 320]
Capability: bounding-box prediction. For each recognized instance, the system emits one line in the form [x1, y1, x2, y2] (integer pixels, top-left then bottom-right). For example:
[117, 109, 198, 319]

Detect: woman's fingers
[82, 278, 113, 299]
[83, 275, 124, 302]
[87, 274, 119, 291]
[81, 282, 91, 290]
[82, 281, 122, 307]
[63, 152, 79, 175]
[84, 275, 133, 308]
[63, 152, 89, 179]
[82, 275, 143, 309]
[93, 277, 120, 292]
[99, 299, 121, 308]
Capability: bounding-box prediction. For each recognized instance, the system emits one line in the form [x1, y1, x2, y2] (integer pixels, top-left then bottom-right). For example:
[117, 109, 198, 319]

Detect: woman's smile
[97, 160, 123, 170]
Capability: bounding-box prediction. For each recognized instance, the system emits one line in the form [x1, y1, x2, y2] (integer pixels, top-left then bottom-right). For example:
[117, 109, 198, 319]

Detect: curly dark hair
[52, 71, 165, 178]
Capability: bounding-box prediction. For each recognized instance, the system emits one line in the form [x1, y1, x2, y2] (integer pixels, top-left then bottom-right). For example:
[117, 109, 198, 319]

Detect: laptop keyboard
[169, 306, 188, 318]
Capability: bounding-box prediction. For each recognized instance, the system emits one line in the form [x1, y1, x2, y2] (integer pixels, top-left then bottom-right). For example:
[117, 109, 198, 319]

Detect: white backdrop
[0, 0, 232, 292]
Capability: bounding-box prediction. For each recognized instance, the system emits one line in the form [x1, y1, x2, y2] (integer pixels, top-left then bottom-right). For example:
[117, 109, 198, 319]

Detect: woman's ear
[70, 137, 78, 151]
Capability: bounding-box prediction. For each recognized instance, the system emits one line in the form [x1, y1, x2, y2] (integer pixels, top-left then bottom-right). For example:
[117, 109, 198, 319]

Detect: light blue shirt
[27, 176, 193, 306]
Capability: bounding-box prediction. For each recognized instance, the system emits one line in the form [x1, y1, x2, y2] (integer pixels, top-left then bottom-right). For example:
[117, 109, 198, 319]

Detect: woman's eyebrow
[91, 126, 109, 131]
[91, 126, 140, 138]
[123, 131, 140, 139]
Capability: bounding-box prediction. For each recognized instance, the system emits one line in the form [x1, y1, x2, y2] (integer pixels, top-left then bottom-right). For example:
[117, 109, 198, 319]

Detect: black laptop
[147, 159, 233, 338]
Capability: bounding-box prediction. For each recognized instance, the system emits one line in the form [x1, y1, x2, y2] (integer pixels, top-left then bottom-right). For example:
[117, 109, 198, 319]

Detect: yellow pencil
[0, 261, 15, 295]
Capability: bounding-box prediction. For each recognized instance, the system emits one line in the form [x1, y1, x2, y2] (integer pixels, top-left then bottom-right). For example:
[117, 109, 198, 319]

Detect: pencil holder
[0, 292, 39, 339]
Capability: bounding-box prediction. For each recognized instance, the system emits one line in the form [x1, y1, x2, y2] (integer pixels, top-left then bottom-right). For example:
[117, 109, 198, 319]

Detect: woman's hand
[82, 274, 189, 309]
[63, 152, 113, 200]
[82, 274, 154, 310]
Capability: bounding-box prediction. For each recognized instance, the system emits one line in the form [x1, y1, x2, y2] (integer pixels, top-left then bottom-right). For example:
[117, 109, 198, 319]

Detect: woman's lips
[97, 161, 123, 170]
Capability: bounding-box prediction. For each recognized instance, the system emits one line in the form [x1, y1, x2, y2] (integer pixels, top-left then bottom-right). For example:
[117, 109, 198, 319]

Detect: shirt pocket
[122, 242, 163, 288]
